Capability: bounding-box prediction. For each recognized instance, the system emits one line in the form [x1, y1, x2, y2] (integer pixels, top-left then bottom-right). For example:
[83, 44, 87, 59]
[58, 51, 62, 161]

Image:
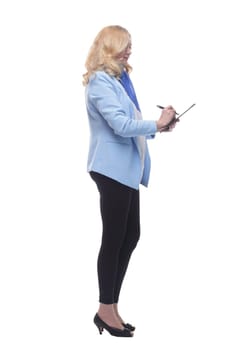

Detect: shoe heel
[97, 325, 103, 335]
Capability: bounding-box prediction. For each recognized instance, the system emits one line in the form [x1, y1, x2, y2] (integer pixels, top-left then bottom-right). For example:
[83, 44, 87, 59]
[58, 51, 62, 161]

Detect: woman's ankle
[97, 303, 123, 329]
[113, 303, 124, 323]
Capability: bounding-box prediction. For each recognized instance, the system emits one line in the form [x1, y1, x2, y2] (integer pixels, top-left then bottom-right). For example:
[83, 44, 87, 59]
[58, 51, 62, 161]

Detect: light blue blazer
[85, 71, 157, 190]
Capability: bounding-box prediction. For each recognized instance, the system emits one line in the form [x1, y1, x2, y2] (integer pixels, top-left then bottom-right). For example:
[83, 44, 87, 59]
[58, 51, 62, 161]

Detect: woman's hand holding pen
[156, 105, 178, 132]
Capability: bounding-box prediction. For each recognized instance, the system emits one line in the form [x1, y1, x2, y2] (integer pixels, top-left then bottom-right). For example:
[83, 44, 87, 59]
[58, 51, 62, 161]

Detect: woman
[83, 25, 177, 337]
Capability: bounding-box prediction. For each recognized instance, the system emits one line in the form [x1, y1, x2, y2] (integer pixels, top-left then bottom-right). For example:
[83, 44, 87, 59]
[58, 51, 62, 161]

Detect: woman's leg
[113, 188, 140, 304]
[90, 172, 140, 329]
[90, 172, 135, 304]
[112, 189, 140, 326]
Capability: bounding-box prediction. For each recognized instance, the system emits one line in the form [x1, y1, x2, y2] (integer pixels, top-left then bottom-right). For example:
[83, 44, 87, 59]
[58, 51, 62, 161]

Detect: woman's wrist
[156, 120, 163, 132]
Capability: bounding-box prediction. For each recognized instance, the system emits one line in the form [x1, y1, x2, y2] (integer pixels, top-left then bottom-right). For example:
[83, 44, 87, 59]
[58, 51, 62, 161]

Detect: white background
[0, 0, 233, 349]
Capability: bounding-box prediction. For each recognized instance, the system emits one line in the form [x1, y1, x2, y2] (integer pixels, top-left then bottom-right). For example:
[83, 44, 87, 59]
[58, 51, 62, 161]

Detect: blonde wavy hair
[82, 25, 132, 86]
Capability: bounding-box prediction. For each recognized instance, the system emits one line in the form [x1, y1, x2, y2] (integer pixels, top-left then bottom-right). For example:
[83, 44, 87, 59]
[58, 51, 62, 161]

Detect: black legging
[90, 171, 140, 304]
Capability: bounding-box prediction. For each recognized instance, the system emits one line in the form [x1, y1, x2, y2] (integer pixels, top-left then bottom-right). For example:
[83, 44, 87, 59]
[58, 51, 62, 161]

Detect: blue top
[119, 70, 141, 112]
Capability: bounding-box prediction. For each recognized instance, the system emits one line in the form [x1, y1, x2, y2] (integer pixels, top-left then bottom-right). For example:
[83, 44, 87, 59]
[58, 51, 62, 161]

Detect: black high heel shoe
[122, 323, 136, 332]
[94, 313, 133, 337]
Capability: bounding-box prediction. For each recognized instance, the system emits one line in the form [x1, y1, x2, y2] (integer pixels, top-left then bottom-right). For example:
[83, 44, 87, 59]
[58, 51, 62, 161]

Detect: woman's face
[116, 42, 132, 64]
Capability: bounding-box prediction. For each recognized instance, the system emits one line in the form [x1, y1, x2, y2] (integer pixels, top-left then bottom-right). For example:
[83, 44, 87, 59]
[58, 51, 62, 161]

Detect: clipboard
[159, 103, 196, 132]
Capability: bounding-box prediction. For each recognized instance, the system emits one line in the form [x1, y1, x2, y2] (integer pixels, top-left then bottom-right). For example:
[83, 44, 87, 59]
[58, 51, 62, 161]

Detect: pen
[156, 105, 179, 115]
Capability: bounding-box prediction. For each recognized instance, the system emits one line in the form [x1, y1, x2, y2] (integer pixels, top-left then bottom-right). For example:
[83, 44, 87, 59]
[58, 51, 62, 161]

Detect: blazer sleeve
[87, 73, 157, 138]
